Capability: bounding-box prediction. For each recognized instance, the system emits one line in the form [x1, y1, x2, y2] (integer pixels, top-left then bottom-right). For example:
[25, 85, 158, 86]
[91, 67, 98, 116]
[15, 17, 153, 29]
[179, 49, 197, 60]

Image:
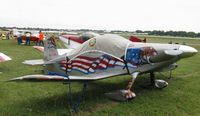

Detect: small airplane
[13, 29, 41, 43]
[59, 32, 100, 49]
[0, 52, 11, 63]
[0, 52, 11, 73]
[9, 34, 198, 102]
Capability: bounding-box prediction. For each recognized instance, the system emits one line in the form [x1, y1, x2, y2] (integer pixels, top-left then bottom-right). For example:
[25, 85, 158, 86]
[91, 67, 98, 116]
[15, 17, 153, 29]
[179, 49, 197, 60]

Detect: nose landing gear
[150, 72, 168, 89]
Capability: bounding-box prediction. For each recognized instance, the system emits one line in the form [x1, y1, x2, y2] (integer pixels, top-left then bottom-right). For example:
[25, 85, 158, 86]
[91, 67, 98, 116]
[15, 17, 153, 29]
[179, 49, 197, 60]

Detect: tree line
[136, 30, 200, 38]
[1, 26, 200, 38]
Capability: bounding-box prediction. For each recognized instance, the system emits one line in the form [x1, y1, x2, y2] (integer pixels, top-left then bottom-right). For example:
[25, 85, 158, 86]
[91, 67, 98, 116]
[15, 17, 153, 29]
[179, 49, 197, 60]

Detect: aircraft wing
[22, 59, 44, 65]
[0, 52, 11, 63]
[9, 70, 127, 82]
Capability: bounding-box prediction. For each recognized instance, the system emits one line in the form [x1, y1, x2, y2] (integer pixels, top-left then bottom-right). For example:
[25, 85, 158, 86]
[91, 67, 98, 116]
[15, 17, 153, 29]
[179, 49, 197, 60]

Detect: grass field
[0, 36, 200, 116]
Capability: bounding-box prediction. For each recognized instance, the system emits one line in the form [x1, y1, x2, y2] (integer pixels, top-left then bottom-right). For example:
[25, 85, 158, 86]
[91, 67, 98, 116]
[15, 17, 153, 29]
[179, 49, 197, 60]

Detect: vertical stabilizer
[44, 36, 58, 61]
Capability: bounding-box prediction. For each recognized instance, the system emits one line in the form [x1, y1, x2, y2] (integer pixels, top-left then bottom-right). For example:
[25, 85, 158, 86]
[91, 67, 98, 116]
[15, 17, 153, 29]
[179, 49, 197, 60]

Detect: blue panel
[126, 48, 142, 65]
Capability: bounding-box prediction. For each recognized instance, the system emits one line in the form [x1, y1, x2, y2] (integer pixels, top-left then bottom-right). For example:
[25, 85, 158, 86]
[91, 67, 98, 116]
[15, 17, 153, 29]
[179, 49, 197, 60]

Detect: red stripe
[96, 65, 105, 69]
[59, 55, 124, 72]
[107, 63, 115, 67]
[99, 59, 109, 65]
[62, 35, 85, 44]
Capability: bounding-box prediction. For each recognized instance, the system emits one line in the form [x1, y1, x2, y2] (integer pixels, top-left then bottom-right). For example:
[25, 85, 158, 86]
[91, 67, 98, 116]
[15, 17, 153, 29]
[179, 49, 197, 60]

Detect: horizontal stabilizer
[33, 46, 73, 55]
[150, 50, 183, 62]
[22, 59, 44, 65]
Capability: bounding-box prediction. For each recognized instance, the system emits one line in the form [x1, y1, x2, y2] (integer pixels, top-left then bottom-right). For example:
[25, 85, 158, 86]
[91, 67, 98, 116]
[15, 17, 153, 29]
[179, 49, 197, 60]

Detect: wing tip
[7, 77, 23, 82]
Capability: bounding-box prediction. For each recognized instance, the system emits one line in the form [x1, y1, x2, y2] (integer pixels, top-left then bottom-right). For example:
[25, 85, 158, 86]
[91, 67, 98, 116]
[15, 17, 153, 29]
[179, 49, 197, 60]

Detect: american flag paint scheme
[59, 47, 157, 74]
[59, 54, 126, 74]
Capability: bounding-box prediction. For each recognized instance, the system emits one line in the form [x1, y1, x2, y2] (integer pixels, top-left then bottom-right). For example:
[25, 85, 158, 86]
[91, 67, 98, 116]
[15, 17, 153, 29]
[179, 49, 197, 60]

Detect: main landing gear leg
[150, 72, 155, 86]
[120, 72, 140, 100]
[105, 72, 139, 101]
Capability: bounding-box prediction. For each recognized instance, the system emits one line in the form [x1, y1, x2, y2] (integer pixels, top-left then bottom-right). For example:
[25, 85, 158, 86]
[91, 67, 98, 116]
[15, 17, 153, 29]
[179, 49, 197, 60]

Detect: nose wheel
[106, 72, 168, 102]
[150, 72, 168, 89]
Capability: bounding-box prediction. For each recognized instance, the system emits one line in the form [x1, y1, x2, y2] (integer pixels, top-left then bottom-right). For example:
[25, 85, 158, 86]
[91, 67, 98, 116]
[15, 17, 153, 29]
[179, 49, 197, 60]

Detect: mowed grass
[0, 37, 200, 116]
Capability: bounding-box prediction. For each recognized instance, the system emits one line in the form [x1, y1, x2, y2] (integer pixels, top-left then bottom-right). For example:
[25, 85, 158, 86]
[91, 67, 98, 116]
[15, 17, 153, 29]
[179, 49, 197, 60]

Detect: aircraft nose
[179, 45, 198, 58]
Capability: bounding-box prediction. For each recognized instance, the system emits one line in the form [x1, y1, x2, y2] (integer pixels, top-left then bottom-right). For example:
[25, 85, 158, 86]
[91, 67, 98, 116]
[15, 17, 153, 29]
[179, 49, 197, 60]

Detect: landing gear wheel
[121, 90, 136, 100]
[155, 79, 168, 89]
[105, 72, 139, 102]
[141, 72, 168, 89]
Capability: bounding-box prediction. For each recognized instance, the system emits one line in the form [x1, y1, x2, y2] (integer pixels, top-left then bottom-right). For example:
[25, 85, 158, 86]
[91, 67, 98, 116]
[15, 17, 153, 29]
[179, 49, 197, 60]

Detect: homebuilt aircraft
[59, 32, 100, 49]
[13, 29, 40, 43]
[10, 34, 198, 101]
[0, 52, 11, 63]
[0, 52, 11, 73]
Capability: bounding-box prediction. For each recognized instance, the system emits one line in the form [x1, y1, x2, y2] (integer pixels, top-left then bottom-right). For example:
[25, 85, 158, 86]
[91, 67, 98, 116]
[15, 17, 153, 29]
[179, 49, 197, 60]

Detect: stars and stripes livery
[59, 53, 140, 74]
[58, 47, 158, 75]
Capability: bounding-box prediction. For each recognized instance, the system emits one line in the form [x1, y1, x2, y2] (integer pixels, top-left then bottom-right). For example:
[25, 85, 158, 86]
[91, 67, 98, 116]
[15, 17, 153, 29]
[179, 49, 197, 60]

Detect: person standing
[38, 30, 44, 46]
[143, 37, 147, 43]
[25, 32, 31, 45]
[17, 34, 22, 45]
[6, 32, 10, 40]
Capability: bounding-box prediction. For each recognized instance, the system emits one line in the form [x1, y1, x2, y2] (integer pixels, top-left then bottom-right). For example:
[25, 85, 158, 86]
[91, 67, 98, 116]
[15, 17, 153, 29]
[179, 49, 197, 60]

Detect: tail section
[44, 36, 58, 61]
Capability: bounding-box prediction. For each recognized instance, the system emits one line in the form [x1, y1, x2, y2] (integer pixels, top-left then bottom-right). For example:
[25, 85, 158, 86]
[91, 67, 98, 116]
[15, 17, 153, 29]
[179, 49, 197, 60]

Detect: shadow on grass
[9, 74, 168, 114]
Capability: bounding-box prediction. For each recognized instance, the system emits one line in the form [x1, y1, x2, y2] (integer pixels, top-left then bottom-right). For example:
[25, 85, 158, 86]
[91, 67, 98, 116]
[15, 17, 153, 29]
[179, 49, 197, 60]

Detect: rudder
[44, 36, 58, 61]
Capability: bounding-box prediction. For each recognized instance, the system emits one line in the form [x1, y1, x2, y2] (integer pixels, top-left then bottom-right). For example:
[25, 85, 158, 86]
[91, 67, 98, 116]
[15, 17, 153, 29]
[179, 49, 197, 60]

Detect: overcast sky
[1, 0, 200, 32]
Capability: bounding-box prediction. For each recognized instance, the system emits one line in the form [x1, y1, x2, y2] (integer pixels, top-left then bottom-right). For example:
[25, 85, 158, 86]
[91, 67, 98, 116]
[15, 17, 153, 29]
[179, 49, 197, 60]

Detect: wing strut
[124, 60, 130, 74]
[123, 59, 130, 74]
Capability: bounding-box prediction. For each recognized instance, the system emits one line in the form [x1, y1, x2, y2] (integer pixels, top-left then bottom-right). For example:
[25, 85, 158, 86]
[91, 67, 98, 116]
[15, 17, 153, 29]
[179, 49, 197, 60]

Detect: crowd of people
[0, 31, 13, 40]
[0, 30, 58, 47]
[16, 30, 45, 46]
